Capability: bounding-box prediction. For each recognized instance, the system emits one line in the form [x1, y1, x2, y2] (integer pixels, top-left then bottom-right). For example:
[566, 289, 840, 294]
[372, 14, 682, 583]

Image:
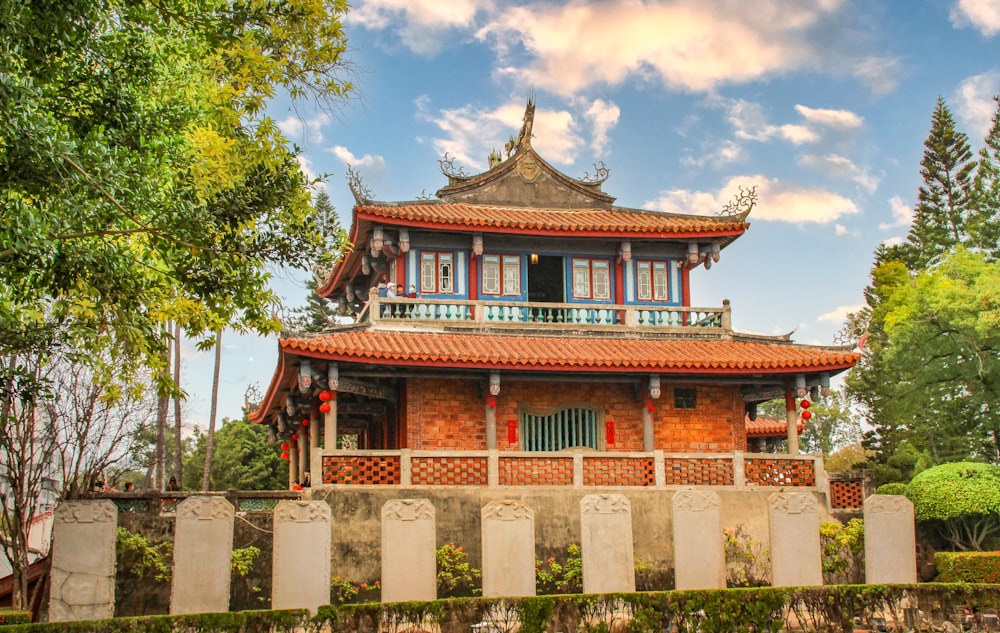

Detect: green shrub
[436, 543, 481, 598]
[723, 525, 770, 587]
[820, 519, 865, 584]
[935, 551, 1000, 583]
[876, 482, 908, 496]
[906, 462, 1000, 551]
[535, 544, 582, 594]
[0, 609, 31, 626]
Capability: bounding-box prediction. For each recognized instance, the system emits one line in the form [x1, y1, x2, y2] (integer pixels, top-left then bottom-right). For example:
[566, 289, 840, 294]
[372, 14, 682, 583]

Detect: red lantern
[281, 452, 289, 460]
[647, 404, 654, 413]
[319, 402, 331, 413]
[801, 410, 813, 420]
[301, 419, 309, 427]
[291, 433, 298, 441]
[280, 442, 289, 450]
[319, 391, 332, 402]
[800, 399, 811, 409]
[488, 398, 496, 409]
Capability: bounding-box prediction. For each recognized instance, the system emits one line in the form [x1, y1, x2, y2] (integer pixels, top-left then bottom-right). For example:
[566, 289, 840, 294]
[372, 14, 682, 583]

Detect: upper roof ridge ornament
[718, 185, 757, 220]
[438, 152, 470, 179]
[581, 161, 610, 185]
[347, 165, 374, 203]
[516, 95, 535, 152]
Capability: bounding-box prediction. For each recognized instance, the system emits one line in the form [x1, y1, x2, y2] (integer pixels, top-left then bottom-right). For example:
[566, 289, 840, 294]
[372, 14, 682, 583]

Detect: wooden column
[297, 427, 307, 484]
[288, 437, 299, 489]
[785, 383, 799, 456]
[485, 398, 497, 450]
[324, 391, 338, 452]
[309, 409, 320, 482]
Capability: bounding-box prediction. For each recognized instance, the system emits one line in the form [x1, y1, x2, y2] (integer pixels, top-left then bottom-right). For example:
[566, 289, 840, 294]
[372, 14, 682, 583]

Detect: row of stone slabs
[47, 492, 915, 622]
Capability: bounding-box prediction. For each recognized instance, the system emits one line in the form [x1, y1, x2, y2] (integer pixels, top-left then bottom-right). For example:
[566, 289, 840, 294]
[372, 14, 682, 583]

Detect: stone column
[642, 406, 654, 452]
[481, 501, 535, 597]
[485, 402, 497, 450]
[581, 493, 635, 593]
[272, 501, 331, 614]
[864, 495, 917, 584]
[381, 499, 436, 602]
[170, 496, 235, 614]
[49, 500, 117, 622]
[672, 490, 725, 589]
[768, 492, 822, 586]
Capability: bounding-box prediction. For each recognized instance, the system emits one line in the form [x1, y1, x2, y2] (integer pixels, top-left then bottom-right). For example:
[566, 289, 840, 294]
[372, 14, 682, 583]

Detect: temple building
[248, 100, 859, 498]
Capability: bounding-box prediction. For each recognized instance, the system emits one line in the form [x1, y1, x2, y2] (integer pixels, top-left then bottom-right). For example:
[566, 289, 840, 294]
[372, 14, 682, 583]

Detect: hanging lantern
[800, 399, 811, 409]
[291, 433, 298, 441]
[802, 410, 813, 420]
[319, 402, 331, 413]
[301, 419, 309, 427]
[319, 391, 332, 402]
[281, 452, 289, 460]
[280, 442, 289, 450]
[647, 404, 654, 413]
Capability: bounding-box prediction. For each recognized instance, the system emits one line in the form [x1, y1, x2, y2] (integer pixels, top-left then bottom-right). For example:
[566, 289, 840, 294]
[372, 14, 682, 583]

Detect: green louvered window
[521, 406, 600, 451]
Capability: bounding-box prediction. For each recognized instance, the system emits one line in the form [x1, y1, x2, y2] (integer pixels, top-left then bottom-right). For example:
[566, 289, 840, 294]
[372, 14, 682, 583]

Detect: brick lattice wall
[411, 456, 489, 485]
[583, 457, 655, 486]
[662, 457, 735, 485]
[744, 458, 815, 486]
[829, 479, 866, 508]
[498, 457, 574, 485]
[322, 455, 400, 485]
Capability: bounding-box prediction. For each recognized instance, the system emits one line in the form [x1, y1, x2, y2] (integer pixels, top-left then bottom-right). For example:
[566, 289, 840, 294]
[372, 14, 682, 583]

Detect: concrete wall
[313, 487, 828, 584]
[405, 378, 746, 452]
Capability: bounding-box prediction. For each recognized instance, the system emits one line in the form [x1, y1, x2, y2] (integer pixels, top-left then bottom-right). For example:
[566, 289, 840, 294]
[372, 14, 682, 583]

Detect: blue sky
[178, 0, 1000, 432]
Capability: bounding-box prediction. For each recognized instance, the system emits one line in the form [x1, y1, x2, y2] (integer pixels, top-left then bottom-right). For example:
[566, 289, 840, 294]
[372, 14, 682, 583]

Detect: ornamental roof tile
[745, 415, 806, 438]
[281, 330, 858, 373]
[356, 202, 746, 235]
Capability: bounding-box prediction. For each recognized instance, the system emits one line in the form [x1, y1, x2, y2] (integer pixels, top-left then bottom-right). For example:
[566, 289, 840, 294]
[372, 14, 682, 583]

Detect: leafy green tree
[287, 192, 346, 333]
[900, 97, 976, 271]
[183, 417, 285, 491]
[755, 386, 862, 455]
[905, 462, 1000, 551]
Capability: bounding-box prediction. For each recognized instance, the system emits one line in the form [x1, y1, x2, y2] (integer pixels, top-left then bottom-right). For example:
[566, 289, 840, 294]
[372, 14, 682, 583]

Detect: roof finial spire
[516, 93, 535, 152]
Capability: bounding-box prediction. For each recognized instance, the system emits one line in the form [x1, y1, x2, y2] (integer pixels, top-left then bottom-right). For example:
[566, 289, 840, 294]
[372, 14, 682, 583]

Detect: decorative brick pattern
[411, 456, 488, 485]
[829, 479, 866, 509]
[662, 458, 734, 486]
[322, 455, 401, 485]
[583, 457, 655, 486]
[498, 457, 574, 485]
[745, 458, 815, 487]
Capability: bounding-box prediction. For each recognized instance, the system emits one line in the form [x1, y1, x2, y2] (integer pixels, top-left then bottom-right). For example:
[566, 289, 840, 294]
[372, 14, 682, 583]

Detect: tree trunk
[154, 326, 170, 490]
[201, 330, 222, 491]
[172, 321, 183, 484]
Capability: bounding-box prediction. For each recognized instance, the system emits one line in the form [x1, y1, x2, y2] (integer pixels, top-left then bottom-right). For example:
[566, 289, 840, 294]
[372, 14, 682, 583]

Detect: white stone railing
[366, 296, 731, 331]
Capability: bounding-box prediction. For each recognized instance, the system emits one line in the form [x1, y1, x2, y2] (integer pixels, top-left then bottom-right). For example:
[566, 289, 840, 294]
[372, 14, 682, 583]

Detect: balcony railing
[364, 295, 731, 331]
[319, 449, 824, 491]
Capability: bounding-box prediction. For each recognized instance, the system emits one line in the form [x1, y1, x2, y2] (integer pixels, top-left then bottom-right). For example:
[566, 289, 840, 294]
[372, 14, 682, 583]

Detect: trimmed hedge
[8, 585, 1000, 631]
[0, 610, 32, 626]
[0, 609, 308, 632]
[936, 551, 1000, 583]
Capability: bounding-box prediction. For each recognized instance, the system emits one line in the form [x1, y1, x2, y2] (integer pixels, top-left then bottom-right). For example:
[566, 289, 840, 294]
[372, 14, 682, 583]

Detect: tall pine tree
[901, 97, 976, 271]
[969, 96, 1000, 259]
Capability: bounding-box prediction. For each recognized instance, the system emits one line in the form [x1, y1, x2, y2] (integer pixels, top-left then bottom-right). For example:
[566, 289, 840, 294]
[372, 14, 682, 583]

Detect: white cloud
[834, 224, 848, 236]
[951, 0, 1000, 36]
[883, 236, 904, 247]
[798, 154, 878, 193]
[725, 99, 830, 145]
[794, 105, 864, 129]
[644, 174, 859, 224]
[347, 0, 484, 55]
[416, 97, 594, 169]
[818, 304, 864, 323]
[680, 139, 744, 169]
[277, 114, 331, 144]
[295, 155, 326, 192]
[954, 71, 1000, 139]
[473, 0, 890, 96]
[329, 146, 387, 172]
[878, 195, 914, 230]
[779, 124, 821, 144]
[582, 98, 621, 154]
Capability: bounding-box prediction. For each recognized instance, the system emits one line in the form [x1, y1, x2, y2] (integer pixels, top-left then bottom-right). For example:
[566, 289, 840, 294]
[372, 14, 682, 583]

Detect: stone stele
[381, 499, 437, 602]
[272, 500, 331, 614]
[581, 494, 636, 593]
[864, 494, 917, 584]
[48, 500, 118, 622]
[170, 496, 235, 614]
[481, 500, 536, 598]
[672, 490, 725, 589]
[768, 492, 823, 587]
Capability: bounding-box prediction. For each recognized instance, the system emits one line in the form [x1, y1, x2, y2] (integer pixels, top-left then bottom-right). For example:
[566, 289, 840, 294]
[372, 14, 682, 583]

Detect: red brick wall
[404, 378, 746, 453]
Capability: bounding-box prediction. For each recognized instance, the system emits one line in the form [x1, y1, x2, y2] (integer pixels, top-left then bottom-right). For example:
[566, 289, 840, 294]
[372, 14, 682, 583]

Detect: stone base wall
[405, 378, 745, 452]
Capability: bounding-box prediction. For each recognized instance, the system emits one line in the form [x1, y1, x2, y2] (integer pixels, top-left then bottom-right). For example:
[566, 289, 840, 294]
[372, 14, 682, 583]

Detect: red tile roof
[745, 415, 805, 438]
[282, 330, 859, 373]
[357, 203, 747, 236]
